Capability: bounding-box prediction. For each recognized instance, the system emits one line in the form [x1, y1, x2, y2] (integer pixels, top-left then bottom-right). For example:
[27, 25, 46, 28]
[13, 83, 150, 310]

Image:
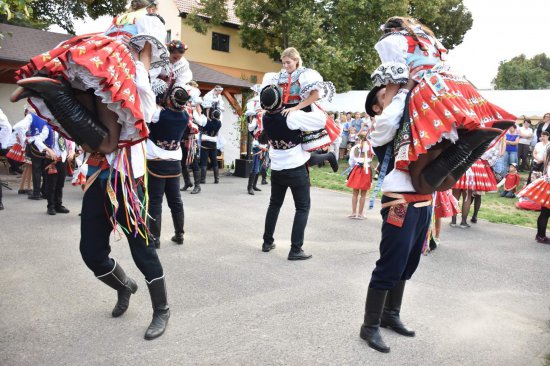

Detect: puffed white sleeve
[348, 145, 357, 167]
[173, 58, 193, 88]
[244, 99, 257, 117]
[299, 68, 335, 102]
[131, 14, 169, 72]
[261, 72, 279, 89]
[371, 35, 409, 86]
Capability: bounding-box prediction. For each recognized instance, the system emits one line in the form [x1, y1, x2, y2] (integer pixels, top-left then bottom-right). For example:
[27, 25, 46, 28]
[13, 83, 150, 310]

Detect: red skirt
[395, 73, 516, 170]
[346, 165, 372, 191]
[517, 178, 550, 209]
[16, 34, 147, 145]
[6, 143, 25, 163]
[453, 159, 497, 191]
[434, 190, 460, 218]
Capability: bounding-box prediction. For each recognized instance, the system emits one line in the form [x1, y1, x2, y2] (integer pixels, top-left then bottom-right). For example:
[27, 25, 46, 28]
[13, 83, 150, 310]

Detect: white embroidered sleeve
[372, 35, 409, 86]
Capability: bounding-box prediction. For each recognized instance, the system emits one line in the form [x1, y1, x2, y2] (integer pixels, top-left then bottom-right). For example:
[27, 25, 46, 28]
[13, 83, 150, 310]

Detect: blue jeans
[504, 151, 518, 168]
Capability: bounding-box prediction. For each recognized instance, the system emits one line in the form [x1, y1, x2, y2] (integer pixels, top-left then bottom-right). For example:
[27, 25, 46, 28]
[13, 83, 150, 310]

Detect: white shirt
[518, 125, 533, 145]
[370, 90, 408, 147]
[348, 143, 372, 167]
[9, 114, 32, 147]
[0, 109, 12, 149]
[27, 124, 50, 152]
[269, 104, 326, 171]
[533, 141, 549, 163]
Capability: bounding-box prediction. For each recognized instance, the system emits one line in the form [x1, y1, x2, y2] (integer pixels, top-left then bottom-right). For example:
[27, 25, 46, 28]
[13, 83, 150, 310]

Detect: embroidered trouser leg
[369, 195, 431, 290]
[80, 178, 163, 281]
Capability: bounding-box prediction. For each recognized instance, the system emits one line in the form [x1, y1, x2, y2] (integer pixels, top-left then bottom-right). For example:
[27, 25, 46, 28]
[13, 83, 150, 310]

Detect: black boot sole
[380, 323, 416, 337]
[359, 327, 390, 353]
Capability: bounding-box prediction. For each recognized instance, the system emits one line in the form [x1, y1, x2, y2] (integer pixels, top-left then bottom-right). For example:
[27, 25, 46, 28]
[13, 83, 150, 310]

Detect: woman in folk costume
[10, 0, 171, 340]
[152, 40, 192, 96]
[346, 133, 373, 219]
[372, 16, 515, 195]
[517, 144, 550, 244]
[262, 47, 339, 172]
[246, 84, 267, 195]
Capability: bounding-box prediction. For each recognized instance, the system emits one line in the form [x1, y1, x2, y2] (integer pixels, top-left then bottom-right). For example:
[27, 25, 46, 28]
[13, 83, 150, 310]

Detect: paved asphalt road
[0, 172, 549, 366]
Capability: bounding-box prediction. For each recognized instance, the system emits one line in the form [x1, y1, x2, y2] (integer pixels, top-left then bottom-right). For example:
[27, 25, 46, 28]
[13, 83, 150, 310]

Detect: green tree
[493, 54, 550, 90]
[1, 0, 127, 34]
[185, 0, 473, 91]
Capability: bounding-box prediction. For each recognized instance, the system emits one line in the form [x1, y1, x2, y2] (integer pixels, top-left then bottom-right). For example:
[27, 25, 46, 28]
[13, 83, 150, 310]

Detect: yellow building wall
[178, 23, 282, 83]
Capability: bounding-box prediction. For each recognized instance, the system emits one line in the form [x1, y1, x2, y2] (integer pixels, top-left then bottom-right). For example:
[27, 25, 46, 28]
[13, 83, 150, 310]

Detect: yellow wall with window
[176, 23, 281, 83]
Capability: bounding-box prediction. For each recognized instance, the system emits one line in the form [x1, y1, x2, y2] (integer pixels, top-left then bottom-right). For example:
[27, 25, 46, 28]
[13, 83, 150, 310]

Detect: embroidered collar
[276, 67, 307, 85]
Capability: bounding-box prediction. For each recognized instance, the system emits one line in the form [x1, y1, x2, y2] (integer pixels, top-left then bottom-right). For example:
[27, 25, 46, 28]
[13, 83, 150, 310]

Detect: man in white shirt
[518, 120, 534, 172]
[259, 85, 326, 260]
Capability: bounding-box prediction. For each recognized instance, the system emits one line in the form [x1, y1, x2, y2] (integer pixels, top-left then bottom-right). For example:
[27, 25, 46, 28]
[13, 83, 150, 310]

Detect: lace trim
[300, 81, 336, 102]
[151, 79, 168, 95]
[371, 62, 409, 86]
[129, 34, 169, 71]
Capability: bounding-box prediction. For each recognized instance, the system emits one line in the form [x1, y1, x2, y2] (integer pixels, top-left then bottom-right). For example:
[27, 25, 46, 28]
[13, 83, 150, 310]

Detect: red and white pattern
[453, 159, 497, 192]
[395, 74, 516, 169]
[346, 166, 372, 191]
[16, 34, 147, 146]
[6, 143, 25, 163]
[434, 190, 460, 218]
[517, 177, 550, 209]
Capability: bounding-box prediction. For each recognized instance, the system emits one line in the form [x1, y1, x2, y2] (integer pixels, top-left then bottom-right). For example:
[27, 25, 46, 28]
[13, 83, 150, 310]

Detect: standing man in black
[199, 108, 222, 185]
[260, 85, 325, 260]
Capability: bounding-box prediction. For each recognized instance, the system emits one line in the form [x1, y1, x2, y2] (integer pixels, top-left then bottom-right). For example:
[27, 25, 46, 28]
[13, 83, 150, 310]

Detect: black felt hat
[260, 84, 283, 111]
[365, 85, 384, 117]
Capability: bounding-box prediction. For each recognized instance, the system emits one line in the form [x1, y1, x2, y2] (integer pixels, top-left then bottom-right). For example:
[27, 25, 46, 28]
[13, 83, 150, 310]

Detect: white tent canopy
[320, 89, 550, 118]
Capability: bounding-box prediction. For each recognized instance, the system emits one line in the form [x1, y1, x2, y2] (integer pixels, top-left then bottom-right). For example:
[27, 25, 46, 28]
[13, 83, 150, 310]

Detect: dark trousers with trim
[369, 195, 431, 290]
[262, 164, 310, 253]
[45, 159, 67, 210]
[28, 144, 46, 196]
[79, 177, 163, 281]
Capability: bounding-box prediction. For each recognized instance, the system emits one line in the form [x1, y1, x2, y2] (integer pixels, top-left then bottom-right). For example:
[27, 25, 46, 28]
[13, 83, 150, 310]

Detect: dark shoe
[428, 237, 438, 251]
[28, 194, 41, 200]
[144, 277, 170, 340]
[535, 235, 550, 244]
[40, 193, 47, 199]
[0, 202, 4, 210]
[261, 178, 268, 185]
[18, 189, 31, 195]
[287, 250, 312, 260]
[262, 242, 276, 252]
[47, 207, 56, 215]
[360, 287, 390, 353]
[16, 76, 108, 149]
[328, 151, 339, 172]
[380, 281, 415, 337]
[470, 217, 477, 224]
[96, 261, 138, 318]
[248, 187, 255, 195]
[459, 222, 471, 229]
[214, 178, 219, 184]
[191, 185, 201, 194]
[247, 173, 255, 195]
[253, 174, 261, 191]
[55, 205, 70, 214]
[200, 167, 206, 184]
[180, 182, 193, 191]
[170, 212, 184, 245]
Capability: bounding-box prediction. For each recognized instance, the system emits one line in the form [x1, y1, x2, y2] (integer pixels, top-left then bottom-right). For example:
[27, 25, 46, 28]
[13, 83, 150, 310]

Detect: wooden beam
[222, 90, 243, 116]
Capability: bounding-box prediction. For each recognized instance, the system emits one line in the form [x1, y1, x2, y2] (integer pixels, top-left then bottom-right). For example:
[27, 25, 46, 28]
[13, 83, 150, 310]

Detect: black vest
[262, 112, 302, 150]
[149, 109, 188, 150]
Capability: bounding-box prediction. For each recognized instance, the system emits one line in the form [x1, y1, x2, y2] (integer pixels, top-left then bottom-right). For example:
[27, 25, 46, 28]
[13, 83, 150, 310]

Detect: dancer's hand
[406, 66, 424, 90]
[282, 106, 299, 116]
[45, 148, 57, 160]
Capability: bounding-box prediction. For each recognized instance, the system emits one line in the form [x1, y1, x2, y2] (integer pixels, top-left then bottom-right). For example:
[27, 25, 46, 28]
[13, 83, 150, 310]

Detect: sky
[50, 0, 550, 90]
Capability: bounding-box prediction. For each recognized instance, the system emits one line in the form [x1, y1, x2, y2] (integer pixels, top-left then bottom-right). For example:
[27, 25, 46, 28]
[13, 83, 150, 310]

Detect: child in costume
[346, 133, 373, 219]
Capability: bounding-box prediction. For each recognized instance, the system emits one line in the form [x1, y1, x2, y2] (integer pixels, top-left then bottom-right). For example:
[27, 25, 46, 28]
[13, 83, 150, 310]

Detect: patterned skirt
[434, 190, 460, 219]
[6, 143, 25, 163]
[394, 73, 516, 170]
[517, 177, 550, 209]
[15, 33, 166, 145]
[346, 165, 372, 191]
[453, 159, 498, 191]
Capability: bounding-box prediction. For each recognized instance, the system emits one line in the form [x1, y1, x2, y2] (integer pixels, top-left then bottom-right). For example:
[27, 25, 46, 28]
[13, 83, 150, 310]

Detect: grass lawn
[308, 160, 538, 229]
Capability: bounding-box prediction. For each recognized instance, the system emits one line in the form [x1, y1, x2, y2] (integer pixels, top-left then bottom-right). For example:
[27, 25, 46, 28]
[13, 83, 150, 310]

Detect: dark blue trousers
[369, 195, 431, 290]
[80, 177, 164, 281]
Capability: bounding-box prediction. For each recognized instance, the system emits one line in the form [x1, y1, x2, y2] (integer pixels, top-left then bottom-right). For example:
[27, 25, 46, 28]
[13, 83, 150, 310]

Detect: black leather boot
[144, 277, 170, 340]
[149, 214, 161, 249]
[449, 139, 492, 181]
[191, 169, 201, 194]
[380, 281, 415, 337]
[213, 164, 219, 184]
[261, 171, 268, 185]
[15, 76, 108, 149]
[420, 128, 501, 191]
[170, 212, 184, 245]
[96, 261, 138, 318]
[180, 164, 192, 191]
[247, 174, 255, 195]
[200, 167, 206, 184]
[327, 151, 339, 172]
[360, 287, 390, 353]
[253, 174, 261, 191]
